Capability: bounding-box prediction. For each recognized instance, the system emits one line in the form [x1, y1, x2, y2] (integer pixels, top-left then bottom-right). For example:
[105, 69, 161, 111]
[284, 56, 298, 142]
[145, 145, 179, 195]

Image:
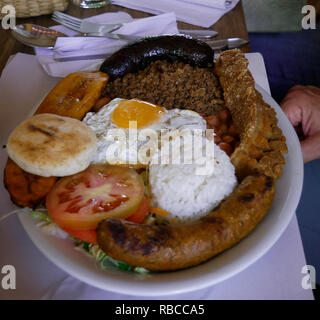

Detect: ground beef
[102, 60, 225, 116]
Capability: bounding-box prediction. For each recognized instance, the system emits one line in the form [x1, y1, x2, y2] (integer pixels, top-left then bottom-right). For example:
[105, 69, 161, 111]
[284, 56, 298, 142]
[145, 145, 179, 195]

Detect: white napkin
[111, 0, 240, 28]
[35, 11, 178, 78]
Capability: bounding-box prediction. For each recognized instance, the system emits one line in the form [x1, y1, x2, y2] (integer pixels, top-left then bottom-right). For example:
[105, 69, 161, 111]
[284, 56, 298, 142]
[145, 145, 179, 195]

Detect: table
[0, 1, 249, 74]
[0, 1, 314, 300]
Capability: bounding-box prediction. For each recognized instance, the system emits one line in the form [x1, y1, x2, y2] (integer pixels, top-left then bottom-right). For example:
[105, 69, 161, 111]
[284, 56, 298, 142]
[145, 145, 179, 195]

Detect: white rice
[149, 133, 237, 221]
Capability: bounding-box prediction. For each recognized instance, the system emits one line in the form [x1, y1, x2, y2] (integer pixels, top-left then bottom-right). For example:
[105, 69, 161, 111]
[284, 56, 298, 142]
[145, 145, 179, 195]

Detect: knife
[178, 29, 218, 39]
[80, 29, 218, 42]
[206, 38, 249, 50]
[53, 38, 249, 62]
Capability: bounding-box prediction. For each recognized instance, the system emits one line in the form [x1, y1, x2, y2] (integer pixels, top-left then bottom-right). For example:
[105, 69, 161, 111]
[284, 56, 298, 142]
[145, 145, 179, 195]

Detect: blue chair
[249, 26, 320, 285]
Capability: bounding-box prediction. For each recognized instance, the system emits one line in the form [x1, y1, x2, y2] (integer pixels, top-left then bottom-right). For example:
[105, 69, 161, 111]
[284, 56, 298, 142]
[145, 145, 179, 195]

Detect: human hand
[281, 85, 320, 163]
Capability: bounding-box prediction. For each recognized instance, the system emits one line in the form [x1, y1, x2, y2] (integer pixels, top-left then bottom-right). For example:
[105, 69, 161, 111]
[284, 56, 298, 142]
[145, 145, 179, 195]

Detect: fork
[52, 11, 124, 34]
[52, 13, 139, 41]
[52, 11, 219, 39]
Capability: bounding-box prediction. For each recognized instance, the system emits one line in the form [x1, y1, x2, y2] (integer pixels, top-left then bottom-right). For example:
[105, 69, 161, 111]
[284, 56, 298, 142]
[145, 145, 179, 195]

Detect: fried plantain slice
[35, 71, 109, 119]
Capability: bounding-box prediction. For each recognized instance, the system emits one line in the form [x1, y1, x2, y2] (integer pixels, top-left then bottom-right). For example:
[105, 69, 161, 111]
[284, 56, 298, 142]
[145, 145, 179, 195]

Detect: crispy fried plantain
[4, 158, 57, 208]
[35, 71, 109, 119]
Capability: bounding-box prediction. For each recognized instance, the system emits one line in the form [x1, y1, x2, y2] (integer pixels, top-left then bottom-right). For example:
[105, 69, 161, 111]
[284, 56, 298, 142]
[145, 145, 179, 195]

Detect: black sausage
[100, 35, 214, 80]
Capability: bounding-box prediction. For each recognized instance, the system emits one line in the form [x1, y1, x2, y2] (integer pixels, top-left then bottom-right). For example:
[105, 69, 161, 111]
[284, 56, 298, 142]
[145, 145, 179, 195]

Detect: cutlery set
[11, 11, 249, 61]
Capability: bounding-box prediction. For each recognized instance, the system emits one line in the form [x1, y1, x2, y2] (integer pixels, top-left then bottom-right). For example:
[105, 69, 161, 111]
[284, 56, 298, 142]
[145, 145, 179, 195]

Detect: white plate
[1, 75, 303, 296]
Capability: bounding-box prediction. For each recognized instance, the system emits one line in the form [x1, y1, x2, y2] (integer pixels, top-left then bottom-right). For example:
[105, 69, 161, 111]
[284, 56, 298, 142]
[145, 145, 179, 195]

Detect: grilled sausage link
[100, 35, 214, 80]
[97, 174, 274, 271]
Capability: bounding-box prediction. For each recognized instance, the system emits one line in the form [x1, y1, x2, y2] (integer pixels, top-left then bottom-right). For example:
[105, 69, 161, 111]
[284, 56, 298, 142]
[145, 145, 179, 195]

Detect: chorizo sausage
[97, 174, 274, 271]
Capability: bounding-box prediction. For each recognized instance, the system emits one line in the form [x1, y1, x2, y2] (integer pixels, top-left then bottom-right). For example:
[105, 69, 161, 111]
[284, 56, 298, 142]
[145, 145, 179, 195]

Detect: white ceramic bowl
[14, 85, 303, 296]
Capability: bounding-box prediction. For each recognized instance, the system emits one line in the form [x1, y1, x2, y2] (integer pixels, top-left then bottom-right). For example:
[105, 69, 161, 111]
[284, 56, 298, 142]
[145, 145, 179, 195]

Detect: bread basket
[0, 0, 68, 18]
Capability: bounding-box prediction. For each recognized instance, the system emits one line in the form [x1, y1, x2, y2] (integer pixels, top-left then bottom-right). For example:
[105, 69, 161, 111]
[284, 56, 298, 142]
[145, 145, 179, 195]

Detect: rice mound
[149, 136, 237, 221]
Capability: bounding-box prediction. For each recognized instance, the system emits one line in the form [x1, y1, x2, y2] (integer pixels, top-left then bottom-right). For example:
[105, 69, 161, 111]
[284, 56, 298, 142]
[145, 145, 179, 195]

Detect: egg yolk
[111, 99, 165, 129]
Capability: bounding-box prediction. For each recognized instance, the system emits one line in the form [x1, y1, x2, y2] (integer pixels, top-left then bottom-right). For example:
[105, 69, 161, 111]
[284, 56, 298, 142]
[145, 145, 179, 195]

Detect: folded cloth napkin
[35, 11, 178, 78]
[111, 0, 240, 28]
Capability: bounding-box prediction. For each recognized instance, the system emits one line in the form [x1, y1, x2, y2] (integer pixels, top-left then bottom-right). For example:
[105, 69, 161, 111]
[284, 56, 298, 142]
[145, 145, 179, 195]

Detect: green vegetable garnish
[30, 210, 53, 223]
[27, 209, 150, 274]
[78, 242, 149, 274]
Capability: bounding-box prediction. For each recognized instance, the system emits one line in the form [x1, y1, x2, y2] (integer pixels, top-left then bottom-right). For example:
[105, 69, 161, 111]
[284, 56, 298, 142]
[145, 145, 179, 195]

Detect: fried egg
[83, 98, 207, 166]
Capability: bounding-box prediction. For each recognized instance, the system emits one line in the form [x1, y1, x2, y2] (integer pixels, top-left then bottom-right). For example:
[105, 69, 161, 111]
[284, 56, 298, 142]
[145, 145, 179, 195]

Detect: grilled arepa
[7, 114, 97, 177]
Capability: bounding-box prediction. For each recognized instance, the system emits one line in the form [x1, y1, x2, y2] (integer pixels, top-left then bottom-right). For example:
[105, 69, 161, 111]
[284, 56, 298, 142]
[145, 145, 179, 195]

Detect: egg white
[82, 98, 207, 166]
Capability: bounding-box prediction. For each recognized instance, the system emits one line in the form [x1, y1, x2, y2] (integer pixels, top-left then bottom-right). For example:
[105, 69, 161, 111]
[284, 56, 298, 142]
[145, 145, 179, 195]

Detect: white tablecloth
[0, 53, 314, 300]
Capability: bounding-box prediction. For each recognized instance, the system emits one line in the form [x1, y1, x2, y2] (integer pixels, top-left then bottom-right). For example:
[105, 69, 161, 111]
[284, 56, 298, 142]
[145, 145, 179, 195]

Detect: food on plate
[215, 50, 288, 180]
[92, 97, 111, 113]
[4, 71, 109, 207]
[97, 174, 274, 271]
[35, 71, 109, 119]
[4, 158, 57, 207]
[100, 35, 214, 80]
[148, 131, 237, 220]
[4, 35, 288, 273]
[46, 164, 145, 230]
[6, 114, 97, 177]
[62, 228, 98, 245]
[103, 60, 225, 116]
[94, 47, 287, 271]
[125, 196, 150, 224]
[83, 98, 207, 166]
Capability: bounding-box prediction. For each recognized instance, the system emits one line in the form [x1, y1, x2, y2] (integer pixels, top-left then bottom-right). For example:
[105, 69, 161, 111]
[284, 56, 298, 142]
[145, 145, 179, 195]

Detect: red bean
[205, 115, 220, 128]
[228, 123, 238, 137]
[218, 142, 233, 156]
[218, 123, 228, 136]
[214, 134, 222, 144]
[92, 97, 111, 112]
[218, 109, 231, 123]
[222, 135, 235, 144]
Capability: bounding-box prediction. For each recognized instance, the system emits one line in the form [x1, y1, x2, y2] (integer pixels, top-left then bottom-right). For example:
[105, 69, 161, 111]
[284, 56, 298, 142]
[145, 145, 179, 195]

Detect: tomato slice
[62, 197, 149, 244]
[46, 165, 144, 230]
[62, 198, 150, 243]
[63, 228, 98, 245]
[126, 197, 150, 223]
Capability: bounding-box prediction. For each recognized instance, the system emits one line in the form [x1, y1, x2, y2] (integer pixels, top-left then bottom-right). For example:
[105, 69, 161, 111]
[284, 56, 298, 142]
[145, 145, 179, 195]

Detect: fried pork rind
[215, 49, 287, 180]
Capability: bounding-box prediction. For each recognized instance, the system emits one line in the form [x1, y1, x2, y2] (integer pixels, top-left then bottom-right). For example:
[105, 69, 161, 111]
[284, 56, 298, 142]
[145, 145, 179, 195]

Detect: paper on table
[35, 12, 178, 78]
[111, 0, 240, 28]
